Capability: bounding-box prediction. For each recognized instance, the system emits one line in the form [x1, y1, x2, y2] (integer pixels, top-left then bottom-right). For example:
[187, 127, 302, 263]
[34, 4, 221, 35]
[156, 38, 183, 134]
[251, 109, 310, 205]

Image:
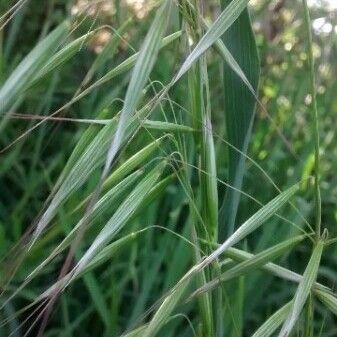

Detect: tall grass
[0, 0, 337, 336]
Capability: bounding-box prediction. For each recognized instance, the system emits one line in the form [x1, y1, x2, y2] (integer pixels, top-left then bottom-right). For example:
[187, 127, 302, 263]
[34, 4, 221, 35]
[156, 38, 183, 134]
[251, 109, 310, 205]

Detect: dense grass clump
[1, 0, 337, 336]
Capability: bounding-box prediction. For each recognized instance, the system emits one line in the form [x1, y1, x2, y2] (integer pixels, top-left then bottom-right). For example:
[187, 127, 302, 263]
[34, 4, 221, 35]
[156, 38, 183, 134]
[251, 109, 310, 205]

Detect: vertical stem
[302, 0, 321, 239]
[0, 29, 3, 78]
[304, 293, 314, 337]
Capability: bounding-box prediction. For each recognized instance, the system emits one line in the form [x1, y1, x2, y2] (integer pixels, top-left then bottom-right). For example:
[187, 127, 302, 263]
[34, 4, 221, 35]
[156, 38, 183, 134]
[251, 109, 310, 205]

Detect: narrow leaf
[94, 31, 181, 89]
[191, 236, 304, 298]
[278, 241, 324, 337]
[197, 183, 299, 270]
[222, 246, 329, 293]
[174, 0, 250, 83]
[252, 302, 292, 337]
[26, 171, 141, 282]
[102, 136, 166, 192]
[102, 0, 172, 176]
[316, 290, 337, 317]
[73, 161, 167, 276]
[0, 21, 69, 113]
[32, 31, 93, 85]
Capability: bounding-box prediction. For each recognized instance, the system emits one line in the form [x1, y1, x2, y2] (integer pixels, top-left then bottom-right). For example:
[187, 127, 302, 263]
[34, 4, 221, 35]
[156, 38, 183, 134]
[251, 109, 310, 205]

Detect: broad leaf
[219, 1, 260, 237]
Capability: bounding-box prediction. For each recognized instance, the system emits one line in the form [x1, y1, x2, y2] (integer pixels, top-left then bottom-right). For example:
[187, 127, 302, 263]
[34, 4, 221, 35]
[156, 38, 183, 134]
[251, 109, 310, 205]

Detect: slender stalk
[302, 0, 321, 239]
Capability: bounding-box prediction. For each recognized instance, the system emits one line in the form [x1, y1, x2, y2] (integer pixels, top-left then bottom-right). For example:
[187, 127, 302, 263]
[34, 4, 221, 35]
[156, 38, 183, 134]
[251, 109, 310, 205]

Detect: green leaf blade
[219, 2, 260, 237]
[278, 241, 324, 337]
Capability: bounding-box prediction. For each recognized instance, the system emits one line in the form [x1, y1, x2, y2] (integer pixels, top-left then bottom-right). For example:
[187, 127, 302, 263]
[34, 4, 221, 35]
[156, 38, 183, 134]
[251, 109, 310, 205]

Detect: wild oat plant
[0, 0, 337, 336]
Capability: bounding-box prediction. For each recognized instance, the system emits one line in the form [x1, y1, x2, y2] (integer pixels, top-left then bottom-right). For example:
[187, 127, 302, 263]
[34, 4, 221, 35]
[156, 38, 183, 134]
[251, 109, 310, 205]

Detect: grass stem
[302, 0, 321, 239]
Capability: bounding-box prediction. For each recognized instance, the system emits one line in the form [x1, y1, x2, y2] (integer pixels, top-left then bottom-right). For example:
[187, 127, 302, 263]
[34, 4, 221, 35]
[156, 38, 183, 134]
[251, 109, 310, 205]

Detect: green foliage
[1, 1, 337, 336]
[219, 1, 260, 237]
